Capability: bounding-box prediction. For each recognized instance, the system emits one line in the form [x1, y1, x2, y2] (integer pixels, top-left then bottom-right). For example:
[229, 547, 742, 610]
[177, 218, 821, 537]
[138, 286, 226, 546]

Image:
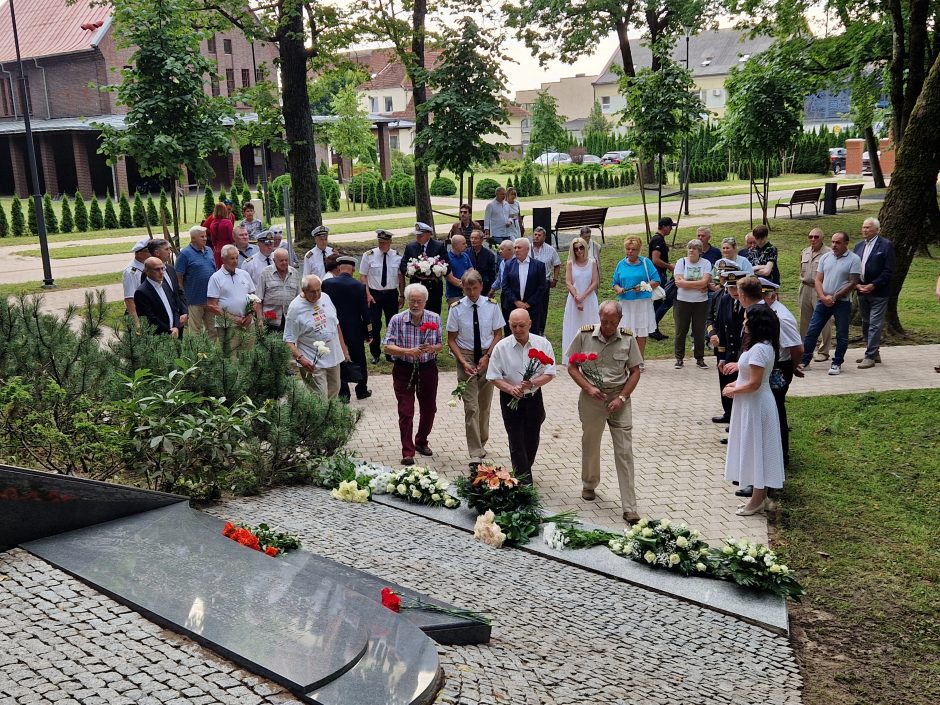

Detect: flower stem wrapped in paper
[507, 348, 554, 410]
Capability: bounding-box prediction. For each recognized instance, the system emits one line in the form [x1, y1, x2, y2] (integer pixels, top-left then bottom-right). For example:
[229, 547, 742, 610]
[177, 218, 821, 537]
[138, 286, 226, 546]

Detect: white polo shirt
[206, 267, 257, 316]
[486, 333, 556, 390]
[359, 246, 403, 290]
[446, 296, 505, 351]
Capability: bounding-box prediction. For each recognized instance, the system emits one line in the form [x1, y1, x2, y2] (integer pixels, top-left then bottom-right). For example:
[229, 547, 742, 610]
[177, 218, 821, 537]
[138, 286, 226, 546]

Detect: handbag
[642, 258, 667, 301]
[340, 361, 364, 384]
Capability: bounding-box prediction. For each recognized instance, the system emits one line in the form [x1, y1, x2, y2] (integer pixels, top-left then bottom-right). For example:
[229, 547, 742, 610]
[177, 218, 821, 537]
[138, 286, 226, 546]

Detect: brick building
[0, 0, 279, 197]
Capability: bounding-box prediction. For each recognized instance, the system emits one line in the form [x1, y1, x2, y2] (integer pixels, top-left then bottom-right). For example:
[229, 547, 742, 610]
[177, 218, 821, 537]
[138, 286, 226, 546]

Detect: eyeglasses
[573, 246, 585, 251]
[808, 235, 821, 239]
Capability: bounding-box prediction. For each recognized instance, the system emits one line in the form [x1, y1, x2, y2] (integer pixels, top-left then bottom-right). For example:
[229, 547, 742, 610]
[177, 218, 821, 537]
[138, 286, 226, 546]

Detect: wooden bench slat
[552, 207, 609, 248]
[774, 187, 822, 218]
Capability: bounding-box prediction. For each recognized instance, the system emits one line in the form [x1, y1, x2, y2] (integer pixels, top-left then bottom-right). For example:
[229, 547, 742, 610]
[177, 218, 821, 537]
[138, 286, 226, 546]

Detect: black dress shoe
[416, 444, 433, 456]
[649, 330, 667, 341]
[734, 485, 754, 497]
[720, 438, 728, 444]
[370, 356, 380, 364]
[356, 390, 372, 400]
[711, 415, 729, 424]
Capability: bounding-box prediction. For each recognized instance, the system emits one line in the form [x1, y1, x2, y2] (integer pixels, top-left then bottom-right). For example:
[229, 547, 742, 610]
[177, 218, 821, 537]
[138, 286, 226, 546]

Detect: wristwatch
[618, 395, 627, 403]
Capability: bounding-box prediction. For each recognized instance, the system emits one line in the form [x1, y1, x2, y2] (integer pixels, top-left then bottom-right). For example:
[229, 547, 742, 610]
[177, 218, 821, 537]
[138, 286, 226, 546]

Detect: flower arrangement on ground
[331, 479, 370, 503]
[454, 464, 540, 515]
[380, 587, 491, 624]
[354, 461, 397, 496]
[507, 348, 554, 410]
[222, 521, 301, 557]
[542, 521, 620, 551]
[473, 510, 506, 548]
[608, 517, 711, 575]
[405, 254, 448, 279]
[567, 352, 603, 388]
[386, 466, 460, 508]
[711, 538, 805, 600]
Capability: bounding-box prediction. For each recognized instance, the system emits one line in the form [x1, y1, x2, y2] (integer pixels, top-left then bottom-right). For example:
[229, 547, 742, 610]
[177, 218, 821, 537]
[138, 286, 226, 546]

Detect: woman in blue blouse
[611, 235, 660, 359]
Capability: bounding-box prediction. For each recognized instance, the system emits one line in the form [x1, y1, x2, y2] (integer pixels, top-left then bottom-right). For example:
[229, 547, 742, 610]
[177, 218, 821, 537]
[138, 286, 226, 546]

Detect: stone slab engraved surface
[24, 503, 370, 693]
[0, 463, 185, 548]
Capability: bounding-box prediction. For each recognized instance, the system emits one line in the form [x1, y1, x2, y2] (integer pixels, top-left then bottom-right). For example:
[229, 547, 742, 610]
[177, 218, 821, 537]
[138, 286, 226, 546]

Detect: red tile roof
[0, 0, 111, 63]
[357, 49, 445, 91]
[380, 97, 528, 122]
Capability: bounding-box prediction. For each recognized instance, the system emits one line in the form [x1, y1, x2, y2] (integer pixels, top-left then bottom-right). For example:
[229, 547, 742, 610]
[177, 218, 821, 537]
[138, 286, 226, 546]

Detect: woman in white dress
[722, 304, 784, 515]
[561, 237, 599, 356]
[611, 235, 660, 360]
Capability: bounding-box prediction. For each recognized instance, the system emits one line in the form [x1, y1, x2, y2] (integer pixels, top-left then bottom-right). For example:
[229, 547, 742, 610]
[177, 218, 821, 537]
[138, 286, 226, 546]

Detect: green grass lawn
[783, 390, 940, 705]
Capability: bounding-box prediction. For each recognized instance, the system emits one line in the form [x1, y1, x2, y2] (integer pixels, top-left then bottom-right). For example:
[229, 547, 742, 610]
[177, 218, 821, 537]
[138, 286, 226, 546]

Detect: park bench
[552, 207, 608, 249]
[773, 187, 823, 218]
[830, 183, 864, 211]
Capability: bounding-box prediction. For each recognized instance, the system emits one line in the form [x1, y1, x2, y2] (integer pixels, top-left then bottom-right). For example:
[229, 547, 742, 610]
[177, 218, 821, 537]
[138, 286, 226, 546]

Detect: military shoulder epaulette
[488, 297, 498, 304]
[620, 327, 633, 336]
[304, 250, 314, 258]
[449, 299, 460, 308]
[580, 324, 594, 332]
[243, 255, 253, 262]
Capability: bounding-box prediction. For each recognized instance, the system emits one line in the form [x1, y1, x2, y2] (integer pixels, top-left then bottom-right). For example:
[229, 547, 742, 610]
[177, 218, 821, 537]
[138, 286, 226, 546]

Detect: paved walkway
[348, 343, 940, 545]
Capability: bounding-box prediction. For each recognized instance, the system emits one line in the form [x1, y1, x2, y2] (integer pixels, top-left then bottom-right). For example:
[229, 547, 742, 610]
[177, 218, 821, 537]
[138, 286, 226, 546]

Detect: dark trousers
[673, 299, 708, 361]
[535, 289, 550, 336]
[771, 359, 793, 467]
[717, 365, 738, 418]
[423, 280, 444, 315]
[654, 278, 677, 324]
[340, 336, 369, 399]
[369, 288, 399, 360]
[392, 360, 438, 458]
[499, 389, 545, 482]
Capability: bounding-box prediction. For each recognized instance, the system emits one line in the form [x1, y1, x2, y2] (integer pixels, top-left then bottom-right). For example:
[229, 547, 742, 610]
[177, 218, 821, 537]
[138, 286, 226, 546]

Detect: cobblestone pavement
[348, 344, 940, 545]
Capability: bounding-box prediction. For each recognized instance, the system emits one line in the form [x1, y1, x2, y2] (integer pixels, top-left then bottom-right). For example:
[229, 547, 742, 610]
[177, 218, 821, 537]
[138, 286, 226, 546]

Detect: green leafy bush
[104, 192, 119, 229]
[10, 197, 25, 237]
[388, 173, 416, 206]
[118, 193, 133, 228]
[133, 192, 147, 227]
[43, 194, 58, 233]
[88, 198, 104, 230]
[318, 174, 340, 212]
[474, 177, 501, 199]
[430, 176, 457, 196]
[27, 196, 37, 234]
[203, 186, 215, 218]
[348, 171, 379, 204]
[0, 201, 8, 237]
[73, 192, 88, 232]
[390, 150, 415, 176]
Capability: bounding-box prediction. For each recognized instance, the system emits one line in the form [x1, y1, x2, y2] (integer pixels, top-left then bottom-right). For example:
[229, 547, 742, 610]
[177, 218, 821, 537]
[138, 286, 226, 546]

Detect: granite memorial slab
[0, 463, 185, 549]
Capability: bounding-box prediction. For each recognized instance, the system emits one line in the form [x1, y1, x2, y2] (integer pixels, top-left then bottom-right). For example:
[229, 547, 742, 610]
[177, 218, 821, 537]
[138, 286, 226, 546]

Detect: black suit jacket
[853, 237, 895, 297]
[322, 273, 370, 345]
[502, 257, 547, 326]
[134, 279, 183, 334]
[399, 239, 450, 283]
[467, 245, 498, 294]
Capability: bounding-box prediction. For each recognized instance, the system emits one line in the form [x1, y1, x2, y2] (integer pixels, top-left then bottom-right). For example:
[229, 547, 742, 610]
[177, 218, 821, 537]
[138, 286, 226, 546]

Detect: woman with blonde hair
[561, 236, 600, 355]
[611, 235, 659, 358]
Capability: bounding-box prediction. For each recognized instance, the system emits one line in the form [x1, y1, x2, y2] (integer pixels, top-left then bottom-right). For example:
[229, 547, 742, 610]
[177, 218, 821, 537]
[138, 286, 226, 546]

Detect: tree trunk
[411, 0, 433, 230]
[878, 52, 940, 334]
[279, 12, 321, 251]
[864, 127, 887, 189]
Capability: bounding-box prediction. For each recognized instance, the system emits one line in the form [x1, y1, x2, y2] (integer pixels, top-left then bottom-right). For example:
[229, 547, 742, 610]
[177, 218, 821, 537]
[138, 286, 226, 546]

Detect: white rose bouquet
[609, 517, 712, 575]
[710, 538, 805, 599]
[244, 293, 262, 316]
[406, 254, 448, 279]
[386, 466, 460, 508]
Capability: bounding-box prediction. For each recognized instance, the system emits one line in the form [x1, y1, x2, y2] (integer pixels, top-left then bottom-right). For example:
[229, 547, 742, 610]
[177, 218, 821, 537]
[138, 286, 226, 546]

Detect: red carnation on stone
[381, 587, 402, 612]
[264, 546, 279, 557]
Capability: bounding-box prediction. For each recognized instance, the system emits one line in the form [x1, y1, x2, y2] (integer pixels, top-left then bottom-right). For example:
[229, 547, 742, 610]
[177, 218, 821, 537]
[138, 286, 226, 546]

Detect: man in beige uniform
[798, 227, 832, 363]
[566, 300, 644, 524]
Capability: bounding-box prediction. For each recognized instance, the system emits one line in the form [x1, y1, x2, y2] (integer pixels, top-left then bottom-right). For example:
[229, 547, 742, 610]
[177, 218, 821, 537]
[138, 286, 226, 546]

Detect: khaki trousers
[457, 348, 494, 460]
[218, 321, 255, 358]
[301, 364, 341, 399]
[579, 388, 636, 512]
[187, 304, 217, 341]
[798, 284, 831, 357]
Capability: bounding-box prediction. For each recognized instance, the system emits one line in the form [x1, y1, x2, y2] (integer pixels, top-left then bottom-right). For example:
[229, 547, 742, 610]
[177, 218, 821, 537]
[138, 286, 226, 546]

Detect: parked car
[600, 150, 633, 165]
[580, 154, 602, 165]
[862, 150, 880, 175]
[535, 152, 572, 167]
[829, 148, 846, 174]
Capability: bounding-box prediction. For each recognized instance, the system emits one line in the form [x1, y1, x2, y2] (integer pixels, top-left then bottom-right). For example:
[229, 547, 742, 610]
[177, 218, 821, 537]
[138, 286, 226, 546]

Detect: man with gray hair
[853, 217, 896, 369]
[176, 225, 216, 338]
[484, 186, 511, 245]
[566, 300, 644, 524]
[207, 244, 260, 356]
[502, 237, 548, 335]
[284, 274, 347, 398]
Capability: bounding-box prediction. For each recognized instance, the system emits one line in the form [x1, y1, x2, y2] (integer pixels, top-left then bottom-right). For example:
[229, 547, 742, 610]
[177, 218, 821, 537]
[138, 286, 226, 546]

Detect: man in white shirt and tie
[359, 229, 403, 363]
[303, 225, 333, 279]
[245, 231, 279, 286]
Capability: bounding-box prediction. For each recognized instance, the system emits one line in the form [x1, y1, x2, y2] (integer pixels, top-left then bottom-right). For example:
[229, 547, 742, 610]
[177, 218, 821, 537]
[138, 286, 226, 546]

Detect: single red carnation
[263, 310, 277, 320]
[587, 353, 598, 361]
[527, 348, 541, 359]
[223, 522, 236, 537]
[264, 546, 279, 557]
[381, 587, 402, 612]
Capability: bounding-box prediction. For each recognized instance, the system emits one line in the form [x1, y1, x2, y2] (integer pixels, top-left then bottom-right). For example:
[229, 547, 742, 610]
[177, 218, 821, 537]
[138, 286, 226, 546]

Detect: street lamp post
[9, 0, 54, 287]
[249, 41, 271, 224]
[683, 25, 693, 217]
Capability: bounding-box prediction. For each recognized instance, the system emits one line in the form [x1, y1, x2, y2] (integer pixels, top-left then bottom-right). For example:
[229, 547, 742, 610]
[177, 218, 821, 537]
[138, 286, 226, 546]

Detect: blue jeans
[801, 300, 851, 366]
[858, 294, 888, 359]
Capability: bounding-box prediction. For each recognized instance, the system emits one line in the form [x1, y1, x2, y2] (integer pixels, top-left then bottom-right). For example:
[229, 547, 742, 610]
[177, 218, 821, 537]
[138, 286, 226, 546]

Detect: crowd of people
[121, 192, 898, 525]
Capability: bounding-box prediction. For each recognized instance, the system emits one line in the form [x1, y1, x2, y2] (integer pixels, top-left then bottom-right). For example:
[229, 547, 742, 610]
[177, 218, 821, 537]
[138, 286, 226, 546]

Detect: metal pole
[250, 41, 271, 223]
[10, 0, 54, 287]
[683, 27, 692, 216]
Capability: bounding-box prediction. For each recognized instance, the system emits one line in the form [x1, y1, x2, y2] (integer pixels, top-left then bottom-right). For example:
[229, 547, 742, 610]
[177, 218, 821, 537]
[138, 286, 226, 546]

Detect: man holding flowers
[446, 269, 505, 466]
[383, 284, 444, 465]
[283, 275, 348, 399]
[399, 222, 449, 315]
[565, 300, 644, 524]
[486, 309, 556, 484]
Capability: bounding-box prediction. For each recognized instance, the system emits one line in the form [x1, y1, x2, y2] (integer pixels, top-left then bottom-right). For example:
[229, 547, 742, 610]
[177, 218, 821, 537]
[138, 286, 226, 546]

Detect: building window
[0, 79, 12, 116]
[241, 69, 250, 87]
[389, 135, 399, 150]
[207, 35, 216, 53]
[370, 96, 378, 113]
[225, 69, 235, 96]
[600, 96, 610, 113]
[211, 78, 220, 97]
[384, 96, 393, 112]
[223, 39, 233, 55]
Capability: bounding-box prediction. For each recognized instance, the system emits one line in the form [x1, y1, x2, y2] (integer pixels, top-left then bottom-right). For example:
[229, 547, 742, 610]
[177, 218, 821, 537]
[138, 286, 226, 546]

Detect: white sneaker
[828, 363, 842, 376]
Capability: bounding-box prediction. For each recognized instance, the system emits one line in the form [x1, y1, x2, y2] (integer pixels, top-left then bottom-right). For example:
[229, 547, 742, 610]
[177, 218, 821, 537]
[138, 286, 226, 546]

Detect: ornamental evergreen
[556, 173, 564, 193]
[232, 164, 245, 194]
[89, 197, 104, 231]
[11, 197, 25, 237]
[506, 176, 514, 190]
[318, 160, 329, 175]
[104, 191, 119, 229]
[60, 195, 74, 233]
[133, 192, 147, 227]
[230, 189, 241, 219]
[146, 195, 158, 226]
[377, 180, 387, 210]
[119, 192, 132, 228]
[43, 194, 59, 233]
[241, 185, 251, 208]
[73, 191, 88, 232]
[159, 187, 171, 226]
[27, 196, 37, 234]
[0, 201, 8, 237]
[255, 181, 263, 202]
[202, 186, 215, 218]
[218, 186, 228, 205]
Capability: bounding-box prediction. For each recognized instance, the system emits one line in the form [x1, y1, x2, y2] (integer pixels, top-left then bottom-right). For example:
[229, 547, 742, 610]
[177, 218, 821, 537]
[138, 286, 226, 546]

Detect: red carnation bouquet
[222, 521, 301, 557]
[410, 320, 440, 388]
[508, 348, 554, 410]
[568, 352, 604, 389]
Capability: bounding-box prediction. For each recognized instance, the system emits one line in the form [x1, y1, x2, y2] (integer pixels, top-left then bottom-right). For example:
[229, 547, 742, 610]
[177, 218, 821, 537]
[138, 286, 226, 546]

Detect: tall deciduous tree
[720, 54, 805, 226]
[528, 92, 568, 193]
[324, 85, 376, 210]
[417, 17, 510, 204]
[97, 0, 232, 248]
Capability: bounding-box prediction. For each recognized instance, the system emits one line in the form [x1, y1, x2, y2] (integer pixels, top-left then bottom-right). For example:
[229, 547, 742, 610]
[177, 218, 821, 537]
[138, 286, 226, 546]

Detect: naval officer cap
[311, 225, 330, 238]
[413, 222, 434, 235]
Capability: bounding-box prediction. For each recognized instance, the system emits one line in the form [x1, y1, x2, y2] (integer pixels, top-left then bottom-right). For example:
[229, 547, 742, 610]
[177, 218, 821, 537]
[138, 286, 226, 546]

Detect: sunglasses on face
[574, 246, 584, 251]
